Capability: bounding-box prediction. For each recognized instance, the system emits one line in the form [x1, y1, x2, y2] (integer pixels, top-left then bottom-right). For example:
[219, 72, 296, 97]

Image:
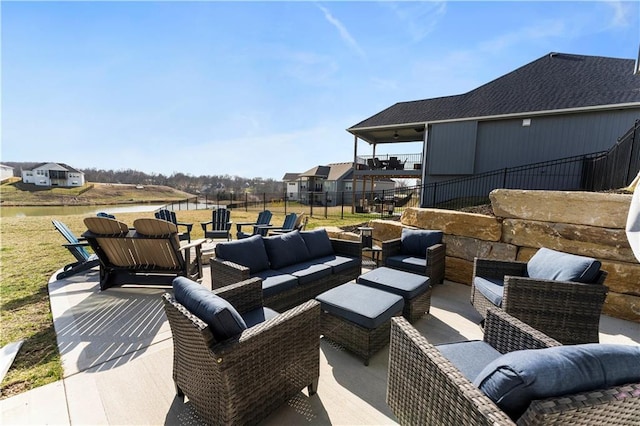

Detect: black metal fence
[163, 119, 640, 218]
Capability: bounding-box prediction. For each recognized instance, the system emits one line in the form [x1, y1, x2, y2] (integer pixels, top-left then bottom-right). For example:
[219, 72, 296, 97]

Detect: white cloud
[383, 1, 447, 42]
[603, 0, 633, 28]
[478, 19, 566, 54]
[317, 4, 366, 59]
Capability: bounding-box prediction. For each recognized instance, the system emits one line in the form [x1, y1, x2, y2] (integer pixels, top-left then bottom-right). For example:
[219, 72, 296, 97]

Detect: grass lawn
[0, 208, 369, 398]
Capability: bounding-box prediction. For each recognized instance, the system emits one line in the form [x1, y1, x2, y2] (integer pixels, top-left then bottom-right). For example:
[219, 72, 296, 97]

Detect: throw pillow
[214, 234, 270, 273]
[400, 229, 443, 256]
[264, 230, 311, 269]
[172, 276, 247, 342]
[473, 343, 640, 420]
[300, 228, 335, 259]
[527, 247, 601, 283]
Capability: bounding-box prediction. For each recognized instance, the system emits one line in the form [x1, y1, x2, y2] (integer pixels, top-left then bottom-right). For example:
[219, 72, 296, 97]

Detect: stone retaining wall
[366, 189, 639, 322]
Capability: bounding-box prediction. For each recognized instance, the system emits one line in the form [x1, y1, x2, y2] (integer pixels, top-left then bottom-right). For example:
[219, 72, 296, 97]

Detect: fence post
[432, 182, 437, 207]
[310, 193, 314, 217]
[284, 192, 288, 215]
[324, 192, 328, 218]
[341, 191, 344, 219]
[502, 168, 508, 188]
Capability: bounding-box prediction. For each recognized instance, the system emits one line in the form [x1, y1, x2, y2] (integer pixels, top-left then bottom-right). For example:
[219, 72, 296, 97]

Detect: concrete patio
[1, 264, 638, 425]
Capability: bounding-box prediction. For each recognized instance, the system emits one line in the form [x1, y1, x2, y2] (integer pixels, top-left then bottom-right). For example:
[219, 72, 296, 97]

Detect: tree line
[4, 162, 285, 196]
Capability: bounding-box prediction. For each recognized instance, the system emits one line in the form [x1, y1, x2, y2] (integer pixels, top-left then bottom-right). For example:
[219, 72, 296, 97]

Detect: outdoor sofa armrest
[473, 258, 528, 280]
[210, 257, 252, 289]
[483, 307, 561, 353]
[426, 243, 446, 283]
[381, 238, 402, 263]
[330, 238, 362, 258]
[212, 277, 264, 315]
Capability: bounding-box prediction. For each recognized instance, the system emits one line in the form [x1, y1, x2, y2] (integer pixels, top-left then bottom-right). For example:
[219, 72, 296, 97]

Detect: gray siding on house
[473, 110, 640, 173]
[428, 121, 477, 175]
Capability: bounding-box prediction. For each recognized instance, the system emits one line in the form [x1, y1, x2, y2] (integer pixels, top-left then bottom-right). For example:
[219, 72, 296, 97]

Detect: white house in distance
[282, 172, 302, 201]
[0, 164, 14, 182]
[21, 162, 85, 187]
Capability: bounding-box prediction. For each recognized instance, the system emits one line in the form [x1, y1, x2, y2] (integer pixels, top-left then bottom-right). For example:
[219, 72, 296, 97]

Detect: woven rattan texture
[404, 287, 432, 323]
[471, 257, 608, 345]
[162, 279, 320, 425]
[381, 238, 446, 284]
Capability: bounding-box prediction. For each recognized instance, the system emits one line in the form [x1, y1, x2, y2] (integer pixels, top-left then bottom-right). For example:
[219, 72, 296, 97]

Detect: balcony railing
[355, 153, 422, 171]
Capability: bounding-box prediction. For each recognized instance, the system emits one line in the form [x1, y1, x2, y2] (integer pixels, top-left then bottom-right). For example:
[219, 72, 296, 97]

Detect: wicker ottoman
[316, 283, 404, 365]
[357, 267, 431, 322]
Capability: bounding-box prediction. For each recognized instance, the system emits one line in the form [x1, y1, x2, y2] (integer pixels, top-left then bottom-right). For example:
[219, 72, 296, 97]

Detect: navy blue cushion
[252, 269, 298, 297]
[473, 343, 640, 420]
[386, 255, 427, 274]
[357, 267, 430, 299]
[316, 283, 404, 329]
[437, 340, 502, 382]
[277, 261, 333, 285]
[264, 230, 311, 269]
[172, 277, 247, 341]
[301, 228, 334, 259]
[400, 229, 443, 256]
[474, 277, 505, 307]
[215, 235, 270, 274]
[317, 255, 360, 274]
[241, 307, 279, 329]
[527, 248, 601, 283]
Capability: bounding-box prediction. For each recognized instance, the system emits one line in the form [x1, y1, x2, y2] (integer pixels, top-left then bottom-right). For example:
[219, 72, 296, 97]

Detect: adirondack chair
[267, 213, 307, 235]
[52, 219, 100, 280]
[256, 212, 298, 236]
[155, 209, 193, 243]
[82, 217, 204, 290]
[236, 210, 273, 239]
[200, 208, 232, 241]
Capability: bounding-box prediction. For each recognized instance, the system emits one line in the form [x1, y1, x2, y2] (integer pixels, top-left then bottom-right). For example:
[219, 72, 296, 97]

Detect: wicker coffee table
[316, 283, 404, 365]
[357, 267, 431, 322]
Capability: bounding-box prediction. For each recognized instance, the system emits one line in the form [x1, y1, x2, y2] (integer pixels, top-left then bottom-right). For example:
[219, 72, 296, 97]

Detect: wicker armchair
[387, 308, 640, 425]
[162, 277, 320, 425]
[471, 255, 608, 345]
[381, 229, 446, 284]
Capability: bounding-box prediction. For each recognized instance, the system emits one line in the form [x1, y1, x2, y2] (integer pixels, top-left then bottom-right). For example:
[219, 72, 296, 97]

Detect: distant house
[21, 162, 85, 187]
[293, 162, 395, 206]
[0, 164, 14, 182]
[282, 172, 302, 201]
[348, 52, 640, 206]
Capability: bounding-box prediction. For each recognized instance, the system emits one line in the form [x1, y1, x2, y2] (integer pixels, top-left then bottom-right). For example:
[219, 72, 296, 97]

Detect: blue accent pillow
[527, 248, 601, 283]
[300, 228, 334, 259]
[214, 234, 270, 273]
[264, 230, 311, 269]
[400, 229, 443, 256]
[172, 277, 247, 342]
[473, 343, 640, 420]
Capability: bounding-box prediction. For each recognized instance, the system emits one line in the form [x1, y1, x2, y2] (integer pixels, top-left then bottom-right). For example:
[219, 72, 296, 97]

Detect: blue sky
[2, 1, 638, 180]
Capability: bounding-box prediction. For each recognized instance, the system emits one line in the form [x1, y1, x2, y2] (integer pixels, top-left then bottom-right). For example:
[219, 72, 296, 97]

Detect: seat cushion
[277, 261, 333, 285]
[527, 247, 601, 283]
[241, 307, 279, 329]
[473, 343, 640, 420]
[301, 228, 334, 259]
[264, 230, 311, 269]
[400, 229, 443, 256]
[317, 255, 360, 274]
[316, 283, 404, 329]
[358, 267, 430, 299]
[385, 255, 427, 274]
[437, 340, 502, 382]
[215, 235, 269, 274]
[474, 276, 504, 307]
[252, 269, 298, 298]
[172, 277, 247, 342]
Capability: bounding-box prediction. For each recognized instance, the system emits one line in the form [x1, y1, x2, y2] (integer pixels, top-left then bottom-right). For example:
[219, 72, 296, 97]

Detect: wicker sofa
[211, 229, 361, 311]
[163, 277, 320, 425]
[388, 308, 640, 425]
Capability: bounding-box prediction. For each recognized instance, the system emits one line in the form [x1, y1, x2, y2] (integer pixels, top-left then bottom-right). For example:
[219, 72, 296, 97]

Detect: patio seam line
[61, 335, 173, 378]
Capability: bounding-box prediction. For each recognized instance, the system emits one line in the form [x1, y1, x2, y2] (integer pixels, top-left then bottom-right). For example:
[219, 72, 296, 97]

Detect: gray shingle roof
[350, 53, 640, 129]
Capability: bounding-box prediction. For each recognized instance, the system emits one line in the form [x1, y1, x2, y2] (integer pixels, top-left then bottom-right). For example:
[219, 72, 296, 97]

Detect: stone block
[603, 292, 640, 323]
[444, 235, 517, 262]
[490, 189, 632, 228]
[401, 207, 502, 241]
[600, 260, 640, 296]
[502, 219, 636, 263]
[445, 256, 473, 285]
[322, 227, 360, 242]
[369, 219, 408, 243]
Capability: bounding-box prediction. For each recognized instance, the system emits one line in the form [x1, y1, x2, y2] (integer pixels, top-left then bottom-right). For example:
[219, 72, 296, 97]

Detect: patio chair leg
[307, 379, 318, 396]
[175, 383, 184, 399]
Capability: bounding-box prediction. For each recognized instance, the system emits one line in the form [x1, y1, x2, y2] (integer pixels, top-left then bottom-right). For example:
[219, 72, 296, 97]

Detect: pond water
[0, 204, 167, 218]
